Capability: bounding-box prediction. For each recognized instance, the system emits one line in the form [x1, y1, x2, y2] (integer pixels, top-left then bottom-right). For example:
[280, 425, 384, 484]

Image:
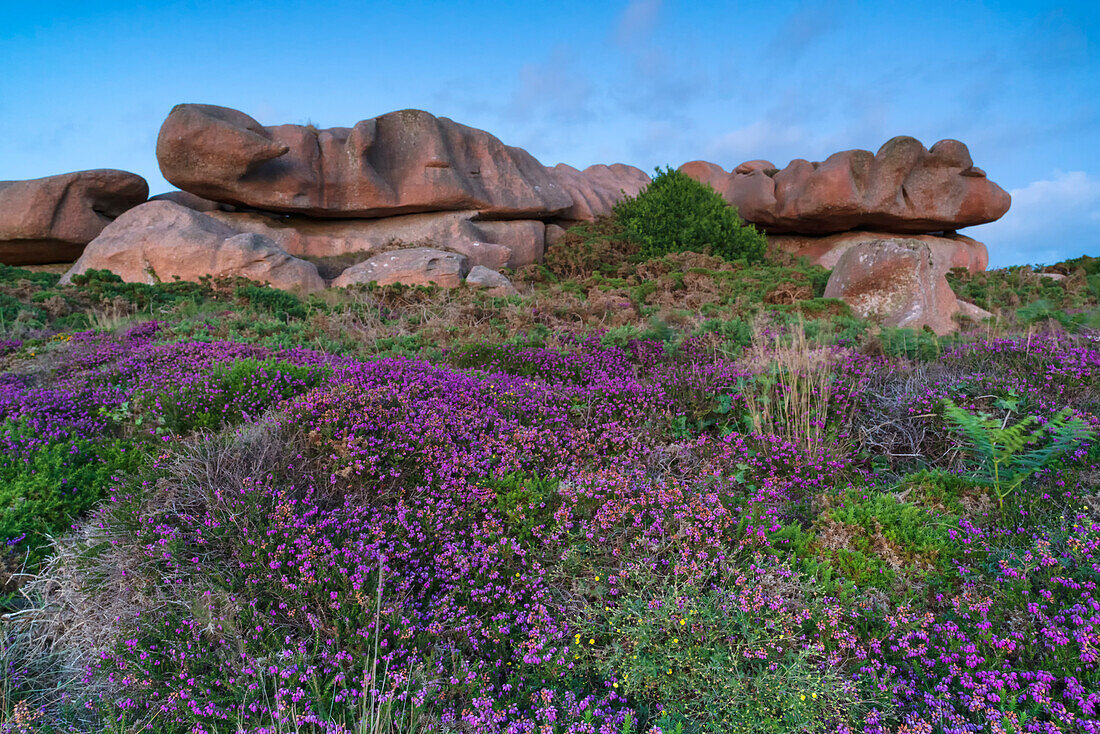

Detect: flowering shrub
[3, 321, 1100, 734]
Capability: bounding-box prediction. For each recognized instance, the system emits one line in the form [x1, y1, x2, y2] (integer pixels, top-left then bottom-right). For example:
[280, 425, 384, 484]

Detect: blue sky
[2, 0, 1097, 267]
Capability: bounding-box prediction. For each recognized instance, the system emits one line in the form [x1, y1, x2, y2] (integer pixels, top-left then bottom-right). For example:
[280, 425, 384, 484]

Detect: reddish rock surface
[157, 104, 572, 219]
[719, 137, 1010, 234]
[677, 161, 732, 196]
[0, 170, 148, 265]
[206, 210, 542, 270]
[770, 231, 988, 273]
[62, 201, 323, 293]
[547, 163, 651, 221]
[823, 238, 961, 334]
[331, 247, 468, 289]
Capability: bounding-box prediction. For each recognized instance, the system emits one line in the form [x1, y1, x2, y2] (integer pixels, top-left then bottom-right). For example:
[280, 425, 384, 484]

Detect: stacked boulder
[681, 137, 1011, 333]
[62, 104, 649, 292]
[0, 170, 148, 266]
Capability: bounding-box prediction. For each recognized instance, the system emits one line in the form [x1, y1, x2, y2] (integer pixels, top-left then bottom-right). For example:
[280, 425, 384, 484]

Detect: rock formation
[769, 231, 988, 273]
[156, 104, 572, 219]
[680, 138, 1010, 332]
[824, 239, 961, 335]
[546, 163, 650, 222]
[0, 170, 148, 265]
[202, 210, 543, 270]
[332, 247, 468, 289]
[683, 137, 1010, 235]
[465, 265, 517, 296]
[62, 201, 324, 293]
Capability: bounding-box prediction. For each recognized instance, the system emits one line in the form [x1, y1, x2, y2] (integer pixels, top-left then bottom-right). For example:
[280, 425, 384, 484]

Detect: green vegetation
[941, 399, 1094, 512]
[613, 167, 768, 263]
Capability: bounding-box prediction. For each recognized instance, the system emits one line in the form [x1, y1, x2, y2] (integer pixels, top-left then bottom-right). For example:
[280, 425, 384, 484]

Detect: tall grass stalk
[742, 318, 840, 454]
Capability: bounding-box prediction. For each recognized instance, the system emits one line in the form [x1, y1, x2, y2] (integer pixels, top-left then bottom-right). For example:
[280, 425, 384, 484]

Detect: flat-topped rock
[62, 201, 323, 293]
[332, 247, 468, 289]
[157, 104, 573, 219]
[687, 138, 1010, 234]
[547, 163, 650, 221]
[0, 170, 148, 265]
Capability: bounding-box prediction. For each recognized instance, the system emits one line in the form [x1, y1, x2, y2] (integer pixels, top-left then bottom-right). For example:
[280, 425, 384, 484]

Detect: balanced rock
[332, 247, 468, 289]
[206, 210, 543, 270]
[824, 239, 960, 334]
[547, 163, 650, 221]
[157, 104, 573, 219]
[770, 231, 988, 273]
[0, 170, 148, 265]
[62, 201, 323, 293]
[714, 137, 1010, 234]
[465, 265, 517, 296]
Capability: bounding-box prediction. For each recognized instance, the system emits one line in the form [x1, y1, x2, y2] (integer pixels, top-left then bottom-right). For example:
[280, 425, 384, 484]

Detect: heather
[1, 267, 1100, 733]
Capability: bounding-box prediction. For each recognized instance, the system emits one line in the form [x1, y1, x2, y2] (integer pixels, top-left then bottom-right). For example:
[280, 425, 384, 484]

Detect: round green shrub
[613, 166, 768, 263]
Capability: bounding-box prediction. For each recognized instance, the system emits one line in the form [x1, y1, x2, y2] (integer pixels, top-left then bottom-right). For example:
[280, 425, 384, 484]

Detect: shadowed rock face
[769, 231, 988, 273]
[683, 137, 1010, 235]
[547, 163, 651, 221]
[0, 170, 148, 265]
[204, 210, 544, 270]
[157, 104, 573, 219]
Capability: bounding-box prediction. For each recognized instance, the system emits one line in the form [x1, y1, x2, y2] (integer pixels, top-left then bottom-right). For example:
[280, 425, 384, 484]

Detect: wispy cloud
[971, 171, 1100, 267]
[614, 0, 662, 46]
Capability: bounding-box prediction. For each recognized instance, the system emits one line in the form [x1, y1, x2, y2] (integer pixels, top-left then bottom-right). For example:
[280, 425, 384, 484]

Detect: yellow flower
[595, 576, 600, 581]
[667, 669, 672, 675]
[613, 682, 619, 688]
[589, 638, 595, 645]
[812, 692, 817, 699]
[680, 619, 685, 625]
[800, 695, 806, 701]
[672, 638, 678, 644]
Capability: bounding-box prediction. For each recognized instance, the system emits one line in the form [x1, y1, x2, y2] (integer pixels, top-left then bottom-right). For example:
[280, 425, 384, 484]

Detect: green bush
[0, 426, 145, 571]
[613, 167, 768, 263]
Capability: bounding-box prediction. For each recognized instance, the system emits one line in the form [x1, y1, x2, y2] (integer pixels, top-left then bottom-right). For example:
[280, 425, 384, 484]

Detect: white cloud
[969, 170, 1100, 267]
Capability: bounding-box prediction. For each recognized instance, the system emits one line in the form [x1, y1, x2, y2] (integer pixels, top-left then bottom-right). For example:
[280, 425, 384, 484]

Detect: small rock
[956, 299, 994, 322]
[466, 265, 517, 296]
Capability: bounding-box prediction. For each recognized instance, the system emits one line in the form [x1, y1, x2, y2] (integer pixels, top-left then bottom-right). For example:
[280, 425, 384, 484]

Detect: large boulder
[332, 247, 468, 289]
[547, 163, 650, 221]
[0, 170, 148, 265]
[714, 138, 1010, 234]
[61, 201, 324, 293]
[823, 239, 961, 335]
[770, 231, 988, 273]
[157, 104, 573, 219]
[205, 210, 543, 269]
